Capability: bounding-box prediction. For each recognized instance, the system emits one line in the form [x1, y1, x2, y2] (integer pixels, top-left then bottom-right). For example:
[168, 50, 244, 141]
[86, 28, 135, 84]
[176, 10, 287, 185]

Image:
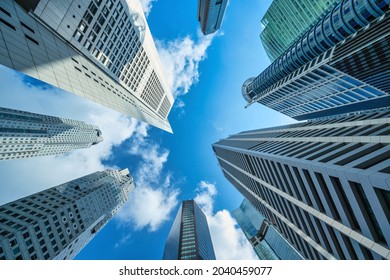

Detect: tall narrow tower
[163, 200, 216, 260]
[260, 0, 341, 62]
[0, 169, 134, 260]
[197, 0, 229, 35]
[0, 106, 103, 160]
[0, 0, 173, 132]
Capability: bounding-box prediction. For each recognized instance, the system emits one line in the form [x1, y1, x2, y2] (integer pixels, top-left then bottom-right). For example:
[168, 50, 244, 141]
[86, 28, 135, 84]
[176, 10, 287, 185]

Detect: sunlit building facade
[244, 0, 390, 121]
[213, 109, 390, 260]
[233, 199, 303, 260]
[197, 0, 228, 35]
[163, 200, 216, 260]
[0, 0, 173, 132]
[0, 169, 134, 260]
[0, 106, 102, 160]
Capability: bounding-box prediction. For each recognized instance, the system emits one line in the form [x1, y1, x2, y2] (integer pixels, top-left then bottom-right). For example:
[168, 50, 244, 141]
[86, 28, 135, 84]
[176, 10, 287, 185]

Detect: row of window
[251, 0, 387, 100]
[218, 148, 389, 259]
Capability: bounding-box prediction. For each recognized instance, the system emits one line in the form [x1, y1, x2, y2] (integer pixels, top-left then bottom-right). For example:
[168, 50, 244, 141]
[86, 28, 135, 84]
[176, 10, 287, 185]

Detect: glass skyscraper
[213, 109, 390, 260]
[260, 0, 340, 62]
[233, 199, 303, 260]
[0, 0, 173, 132]
[0, 169, 134, 260]
[197, 0, 229, 35]
[163, 200, 216, 260]
[0, 106, 103, 160]
[244, 0, 390, 120]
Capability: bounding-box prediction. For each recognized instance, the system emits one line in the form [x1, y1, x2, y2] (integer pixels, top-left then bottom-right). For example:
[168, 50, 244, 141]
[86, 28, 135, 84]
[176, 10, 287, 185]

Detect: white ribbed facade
[0, 169, 133, 260]
[213, 110, 390, 260]
[0, 106, 103, 160]
[0, 0, 173, 132]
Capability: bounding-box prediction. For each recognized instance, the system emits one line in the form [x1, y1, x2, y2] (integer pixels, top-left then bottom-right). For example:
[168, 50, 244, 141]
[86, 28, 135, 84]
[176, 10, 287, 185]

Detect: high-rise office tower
[0, 106, 103, 160]
[163, 200, 216, 260]
[213, 109, 390, 260]
[0, 169, 134, 260]
[197, 0, 229, 35]
[260, 0, 341, 62]
[233, 198, 303, 260]
[0, 0, 173, 132]
[244, 0, 390, 120]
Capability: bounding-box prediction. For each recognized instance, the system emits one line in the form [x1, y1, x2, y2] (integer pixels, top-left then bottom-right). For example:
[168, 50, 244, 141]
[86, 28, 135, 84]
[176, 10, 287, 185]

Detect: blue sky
[0, 0, 296, 260]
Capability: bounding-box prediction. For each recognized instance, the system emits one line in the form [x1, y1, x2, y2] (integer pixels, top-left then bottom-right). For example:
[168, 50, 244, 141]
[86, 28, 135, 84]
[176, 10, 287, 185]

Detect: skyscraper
[213, 109, 390, 260]
[0, 106, 103, 160]
[0, 0, 173, 132]
[260, 0, 341, 62]
[233, 198, 303, 260]
[163, 200, 216, 260]
[244, 0, 390, 120]
[197, 0, 229, 35]
[0, 169, 134, 260]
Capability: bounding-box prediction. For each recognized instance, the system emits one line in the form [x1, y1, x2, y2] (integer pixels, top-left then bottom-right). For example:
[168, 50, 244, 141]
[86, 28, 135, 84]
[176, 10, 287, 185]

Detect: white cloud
[211, 121, 224, 132]
[208, 210, 258, 260]
[156, 31, 216, 98]
[194, 181, 217, 215]
[0, 66, 179, 234]
[115, 123, 179, 231]
[0, 67, 141, 204]
[194, 181, 258, 260]
[114, 232, 132, 248]
[139, 0, 157, 17]
[117, 185, 179, 232]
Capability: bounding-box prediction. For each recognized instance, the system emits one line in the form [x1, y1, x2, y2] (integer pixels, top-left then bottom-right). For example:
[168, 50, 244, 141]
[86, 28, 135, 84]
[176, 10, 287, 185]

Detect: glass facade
[233, 199, 303, 260]
[197, 0, 228, 35]
[163, 200, 216, 260]
[244, 0, 390, 120]
[260, 0, 341, 62]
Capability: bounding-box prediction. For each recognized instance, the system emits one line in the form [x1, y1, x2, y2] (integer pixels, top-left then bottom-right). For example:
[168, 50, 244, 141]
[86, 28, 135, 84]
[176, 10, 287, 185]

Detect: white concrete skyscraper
[0, 0, 174, 132]
[213, 109, 390, 260]
[0, 106, 103, 160]
[0, 169, 134, 260]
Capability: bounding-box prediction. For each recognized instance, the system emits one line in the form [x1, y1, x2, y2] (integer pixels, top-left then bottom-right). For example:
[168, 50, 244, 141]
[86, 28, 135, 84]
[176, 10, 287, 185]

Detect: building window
[350, 181, 386, 244]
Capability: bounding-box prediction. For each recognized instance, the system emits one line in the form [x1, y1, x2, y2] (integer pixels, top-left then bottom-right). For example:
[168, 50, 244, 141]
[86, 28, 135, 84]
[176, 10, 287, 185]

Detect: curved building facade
[260, 0, 341, 62]
[245, 0, 390, 120]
